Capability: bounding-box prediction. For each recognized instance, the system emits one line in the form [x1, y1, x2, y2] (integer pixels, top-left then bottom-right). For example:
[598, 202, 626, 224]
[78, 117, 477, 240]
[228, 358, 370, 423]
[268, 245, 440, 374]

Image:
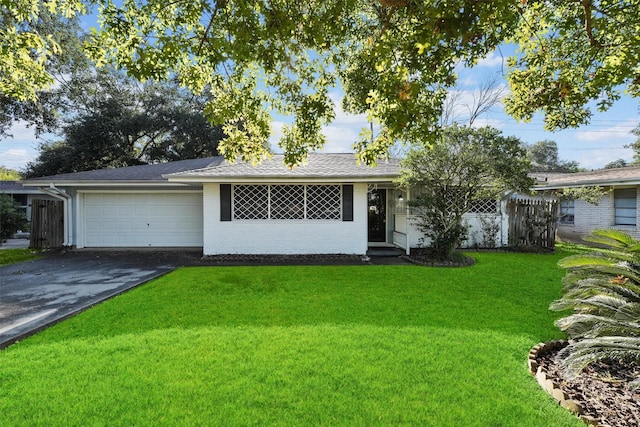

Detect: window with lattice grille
[233, 185, 269, 219]
[307, 185, 341, 219]
[469, 199, 499, 214]
[232, 184, 342, 220]
[271, 185, 305, 219]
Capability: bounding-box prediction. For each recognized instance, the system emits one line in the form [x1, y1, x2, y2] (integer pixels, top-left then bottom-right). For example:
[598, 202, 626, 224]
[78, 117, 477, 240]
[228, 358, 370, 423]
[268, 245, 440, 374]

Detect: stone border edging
[528, 340, 602, 426]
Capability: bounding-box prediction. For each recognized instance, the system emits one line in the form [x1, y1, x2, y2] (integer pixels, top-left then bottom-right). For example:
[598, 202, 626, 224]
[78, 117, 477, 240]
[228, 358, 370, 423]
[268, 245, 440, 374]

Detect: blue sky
[1, 47, 638, 171]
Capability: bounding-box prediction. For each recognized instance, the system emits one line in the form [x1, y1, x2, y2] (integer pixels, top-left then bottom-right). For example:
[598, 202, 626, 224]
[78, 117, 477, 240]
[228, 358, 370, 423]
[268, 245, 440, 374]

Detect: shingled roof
[21, 154, 400, 186]
[535, 166, 640, 189]
[22, 157, 224, 184]
[166, 153, 400, 181]
[0, 181, 45, 194]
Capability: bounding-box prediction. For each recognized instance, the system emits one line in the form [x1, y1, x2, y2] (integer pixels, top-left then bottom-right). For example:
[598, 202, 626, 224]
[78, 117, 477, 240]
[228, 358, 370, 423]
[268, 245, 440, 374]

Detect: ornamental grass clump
[553, 229, 640, 386]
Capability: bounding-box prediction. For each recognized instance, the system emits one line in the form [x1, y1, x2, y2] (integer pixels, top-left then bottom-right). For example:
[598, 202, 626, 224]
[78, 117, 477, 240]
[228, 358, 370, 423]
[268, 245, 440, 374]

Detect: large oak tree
[24, 68, 224, 177]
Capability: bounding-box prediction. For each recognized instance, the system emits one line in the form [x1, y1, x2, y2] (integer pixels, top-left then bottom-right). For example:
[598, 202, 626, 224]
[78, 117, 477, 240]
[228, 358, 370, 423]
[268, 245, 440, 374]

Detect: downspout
[38, 184, 72, 247]
[405, 187, 411, 255]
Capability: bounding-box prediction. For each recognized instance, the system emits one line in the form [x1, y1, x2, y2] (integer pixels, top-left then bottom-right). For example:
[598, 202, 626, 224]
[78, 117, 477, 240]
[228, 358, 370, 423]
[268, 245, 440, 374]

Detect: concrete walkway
[0, 238, 29, 250]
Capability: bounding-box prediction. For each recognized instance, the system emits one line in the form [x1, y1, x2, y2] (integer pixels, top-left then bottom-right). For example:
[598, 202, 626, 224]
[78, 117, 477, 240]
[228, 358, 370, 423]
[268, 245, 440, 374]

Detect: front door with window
[368, 189, 386, 243]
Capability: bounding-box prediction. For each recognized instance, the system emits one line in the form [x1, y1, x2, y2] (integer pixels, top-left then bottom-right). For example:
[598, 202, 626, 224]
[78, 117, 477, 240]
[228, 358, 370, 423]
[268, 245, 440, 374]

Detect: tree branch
[197, 0, 226, 57]
[580, 0, 602, 48]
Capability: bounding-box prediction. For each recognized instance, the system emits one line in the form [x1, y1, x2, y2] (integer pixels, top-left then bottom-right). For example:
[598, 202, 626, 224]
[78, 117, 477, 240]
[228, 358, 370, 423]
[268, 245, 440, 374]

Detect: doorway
[368, 189, 386, 243]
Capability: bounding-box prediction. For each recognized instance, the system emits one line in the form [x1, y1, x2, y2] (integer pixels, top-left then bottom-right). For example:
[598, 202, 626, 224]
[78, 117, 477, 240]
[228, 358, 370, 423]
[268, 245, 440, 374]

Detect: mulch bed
[201, 253, 366, 265]
[403, 249, 476, 267]
[537, 348, 640, 426]
[402, 254, 476, 267]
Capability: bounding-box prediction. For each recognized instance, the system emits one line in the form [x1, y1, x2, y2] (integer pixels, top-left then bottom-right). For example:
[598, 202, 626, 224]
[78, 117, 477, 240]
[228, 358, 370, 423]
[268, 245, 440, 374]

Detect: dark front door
[368, 189, 386, 243]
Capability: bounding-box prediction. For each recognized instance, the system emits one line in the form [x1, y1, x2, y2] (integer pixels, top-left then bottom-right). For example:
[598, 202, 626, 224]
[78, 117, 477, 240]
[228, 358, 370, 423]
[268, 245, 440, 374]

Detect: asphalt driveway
[0, 251, 202, 349]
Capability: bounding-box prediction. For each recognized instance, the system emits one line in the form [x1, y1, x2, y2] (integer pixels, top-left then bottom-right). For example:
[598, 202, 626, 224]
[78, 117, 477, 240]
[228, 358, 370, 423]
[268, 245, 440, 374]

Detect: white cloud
[319, 125, 359, 153]
[269, 93, 367, 153]
[576, 118, 637, 142]
[268, 120, 287, 151]
[476, 51, 507, 68]
[5, 120, 36, 141]
[470, 118, 505, 129]
[457, 76, 478, 87]
[571, 147, 634, 170]
[0, 148, 34, 170]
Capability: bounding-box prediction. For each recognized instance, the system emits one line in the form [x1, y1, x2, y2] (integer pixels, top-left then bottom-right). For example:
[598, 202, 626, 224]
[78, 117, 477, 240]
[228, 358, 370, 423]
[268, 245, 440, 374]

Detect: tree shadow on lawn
[14, 251, 568, 347]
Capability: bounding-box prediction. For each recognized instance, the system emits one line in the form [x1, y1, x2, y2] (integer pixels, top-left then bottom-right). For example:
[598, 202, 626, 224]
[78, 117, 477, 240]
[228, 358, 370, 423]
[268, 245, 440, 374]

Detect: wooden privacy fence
[507, 199, 558, 250]
[30, 199, 64, 249]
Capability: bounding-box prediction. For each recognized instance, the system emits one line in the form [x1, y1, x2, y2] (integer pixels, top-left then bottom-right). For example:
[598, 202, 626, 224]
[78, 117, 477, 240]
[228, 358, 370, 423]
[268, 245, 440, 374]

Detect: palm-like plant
[553, 229, 640, 386]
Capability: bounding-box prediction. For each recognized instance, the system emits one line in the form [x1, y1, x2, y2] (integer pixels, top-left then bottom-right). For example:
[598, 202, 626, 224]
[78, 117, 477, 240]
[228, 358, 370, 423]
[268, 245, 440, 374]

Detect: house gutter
[37, 184, 72, 247]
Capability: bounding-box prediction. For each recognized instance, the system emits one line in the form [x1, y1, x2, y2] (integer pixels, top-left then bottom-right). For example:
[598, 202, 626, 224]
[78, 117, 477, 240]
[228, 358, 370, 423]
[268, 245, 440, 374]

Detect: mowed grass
[0, 251, 582, 426]
[0, 248, 40, 265]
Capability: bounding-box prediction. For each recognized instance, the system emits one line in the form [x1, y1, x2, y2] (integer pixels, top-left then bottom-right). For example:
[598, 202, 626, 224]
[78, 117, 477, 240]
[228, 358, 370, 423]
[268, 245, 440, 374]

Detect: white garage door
[83, 193, 203, 247]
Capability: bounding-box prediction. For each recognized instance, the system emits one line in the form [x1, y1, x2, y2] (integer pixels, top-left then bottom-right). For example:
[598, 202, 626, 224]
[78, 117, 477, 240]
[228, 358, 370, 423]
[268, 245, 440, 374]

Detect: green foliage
[505, 1, 640, 130]
[24, 68, 223, 177]
[604, 158, 629, 169]
[0, 0, 86, 102]
[626, 124, 640, 166]
[2, 1, 639, 164]
[0, 166, 21, 181]
[0, 194, 27, 239]
[553, 229, 640, 385]
[528, 140, 580, 172]
[0, 9, 87, 138]
[555, 186, 608, 206]
[399, 124, 533, 260]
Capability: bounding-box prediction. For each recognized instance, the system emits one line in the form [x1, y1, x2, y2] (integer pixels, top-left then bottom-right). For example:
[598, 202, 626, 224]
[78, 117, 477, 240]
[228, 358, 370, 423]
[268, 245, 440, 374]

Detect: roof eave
[535, 178, 640, 190]
[21, 180, 193, 187]
[166, 175, 399, 183]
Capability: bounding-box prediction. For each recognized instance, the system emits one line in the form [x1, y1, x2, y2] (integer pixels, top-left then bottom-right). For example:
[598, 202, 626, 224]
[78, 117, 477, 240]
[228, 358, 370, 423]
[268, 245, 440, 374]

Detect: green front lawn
[0, 251, 582, 426]
[0, 248, 40, 265]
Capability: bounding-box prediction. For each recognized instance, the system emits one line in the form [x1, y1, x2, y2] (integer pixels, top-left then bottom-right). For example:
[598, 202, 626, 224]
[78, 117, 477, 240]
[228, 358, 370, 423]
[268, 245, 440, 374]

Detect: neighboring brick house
[535, 166, 640, 243]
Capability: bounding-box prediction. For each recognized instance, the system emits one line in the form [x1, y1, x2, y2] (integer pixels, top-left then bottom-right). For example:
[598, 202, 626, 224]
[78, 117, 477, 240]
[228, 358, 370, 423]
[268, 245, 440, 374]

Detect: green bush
[553, 229, 640, 386]
[0, 194, 27, 240]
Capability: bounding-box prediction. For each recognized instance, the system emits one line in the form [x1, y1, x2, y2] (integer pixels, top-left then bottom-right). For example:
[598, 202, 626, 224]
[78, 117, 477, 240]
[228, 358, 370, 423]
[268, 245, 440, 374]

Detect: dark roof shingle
[23, 157, 224, 182]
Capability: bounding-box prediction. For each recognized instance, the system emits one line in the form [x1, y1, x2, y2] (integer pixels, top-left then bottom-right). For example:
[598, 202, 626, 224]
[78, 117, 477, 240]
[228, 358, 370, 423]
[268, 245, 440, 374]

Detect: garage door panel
[83, 193, 203, 247]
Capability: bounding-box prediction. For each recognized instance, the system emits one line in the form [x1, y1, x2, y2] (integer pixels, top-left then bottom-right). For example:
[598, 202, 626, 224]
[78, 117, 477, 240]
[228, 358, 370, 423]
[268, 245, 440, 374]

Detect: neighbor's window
[233, 184, 341, 220]
[559, 199, 575, 224]
[614, 188, 637, 226]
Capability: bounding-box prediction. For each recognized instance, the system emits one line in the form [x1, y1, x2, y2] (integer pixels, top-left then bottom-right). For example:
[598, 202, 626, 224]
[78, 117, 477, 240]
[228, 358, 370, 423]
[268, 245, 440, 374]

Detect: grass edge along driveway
[0, 251, 582, 426]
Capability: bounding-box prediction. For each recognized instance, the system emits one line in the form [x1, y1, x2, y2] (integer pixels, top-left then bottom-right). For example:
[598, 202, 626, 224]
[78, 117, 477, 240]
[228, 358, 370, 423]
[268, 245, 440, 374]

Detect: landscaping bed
[535, 344, 640, 426]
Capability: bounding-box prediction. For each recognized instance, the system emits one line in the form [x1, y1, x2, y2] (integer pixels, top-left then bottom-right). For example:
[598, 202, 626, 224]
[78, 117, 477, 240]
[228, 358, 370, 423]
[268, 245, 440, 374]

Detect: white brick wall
[202, 183, 368, 255]
[402, 211, 508, 249]
[557, 187, 640, 241]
